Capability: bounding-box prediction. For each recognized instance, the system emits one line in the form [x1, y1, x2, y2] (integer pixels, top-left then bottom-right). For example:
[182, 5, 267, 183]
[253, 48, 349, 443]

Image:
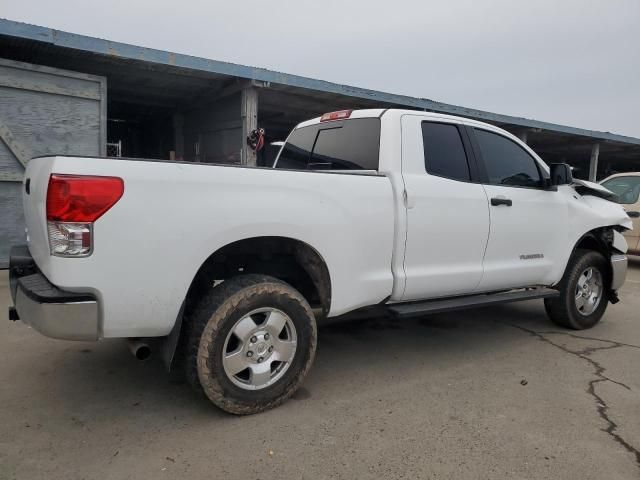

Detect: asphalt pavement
[1, 261, 639, 479]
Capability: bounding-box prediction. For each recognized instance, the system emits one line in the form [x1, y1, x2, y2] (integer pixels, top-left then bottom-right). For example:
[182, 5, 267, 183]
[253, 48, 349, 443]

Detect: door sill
[389, 287, 559, 318]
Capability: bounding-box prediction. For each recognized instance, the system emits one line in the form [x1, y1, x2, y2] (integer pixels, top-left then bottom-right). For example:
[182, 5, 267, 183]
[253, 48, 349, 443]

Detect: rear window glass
[275, 118, 380, 171]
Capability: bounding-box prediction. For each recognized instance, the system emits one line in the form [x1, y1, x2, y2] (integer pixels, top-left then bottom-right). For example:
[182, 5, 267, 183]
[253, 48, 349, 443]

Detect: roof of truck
[297, 108, 512, 133]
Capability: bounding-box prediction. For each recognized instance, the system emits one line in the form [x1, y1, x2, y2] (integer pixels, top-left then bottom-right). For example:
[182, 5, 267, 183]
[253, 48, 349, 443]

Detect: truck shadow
[312, 299, 552, 374]
[19, 299, 556, 421]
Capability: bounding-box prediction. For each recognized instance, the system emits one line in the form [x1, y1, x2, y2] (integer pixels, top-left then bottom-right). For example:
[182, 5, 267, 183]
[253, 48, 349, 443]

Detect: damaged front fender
[612, 230, 628, 254]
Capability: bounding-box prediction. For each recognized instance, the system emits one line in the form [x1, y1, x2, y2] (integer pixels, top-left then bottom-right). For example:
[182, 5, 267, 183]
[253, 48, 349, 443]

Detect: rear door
[469, 127, 568, 291]
[400, 115, 490, 300]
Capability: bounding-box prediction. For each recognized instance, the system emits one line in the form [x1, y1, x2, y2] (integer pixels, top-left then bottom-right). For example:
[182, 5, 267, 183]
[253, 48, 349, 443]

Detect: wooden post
[589, 143, 600, 181]
[241, 86, 259, 166]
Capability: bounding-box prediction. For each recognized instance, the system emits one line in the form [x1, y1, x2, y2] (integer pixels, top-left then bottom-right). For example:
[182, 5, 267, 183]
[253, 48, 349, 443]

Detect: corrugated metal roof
[1, 17, 639, 146]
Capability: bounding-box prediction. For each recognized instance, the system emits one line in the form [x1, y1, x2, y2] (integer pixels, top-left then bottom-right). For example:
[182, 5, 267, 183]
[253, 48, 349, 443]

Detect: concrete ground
[0, 262, 639, 480]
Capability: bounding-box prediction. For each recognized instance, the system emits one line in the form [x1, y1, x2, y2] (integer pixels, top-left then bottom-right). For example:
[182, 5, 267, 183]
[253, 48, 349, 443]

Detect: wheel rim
[574, 266, 603, 316]
[222, 308, 297, 390]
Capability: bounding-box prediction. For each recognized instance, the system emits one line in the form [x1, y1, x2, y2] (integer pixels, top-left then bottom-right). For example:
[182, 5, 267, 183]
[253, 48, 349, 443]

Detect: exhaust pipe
[128, 338, 151, 361]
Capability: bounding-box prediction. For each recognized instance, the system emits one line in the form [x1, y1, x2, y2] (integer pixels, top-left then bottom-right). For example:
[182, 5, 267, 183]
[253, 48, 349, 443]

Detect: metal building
[1, 18, 639, 266]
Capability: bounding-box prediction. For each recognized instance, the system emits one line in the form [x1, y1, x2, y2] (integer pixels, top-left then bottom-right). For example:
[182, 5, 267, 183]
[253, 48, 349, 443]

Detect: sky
[3, 0, 640, 137]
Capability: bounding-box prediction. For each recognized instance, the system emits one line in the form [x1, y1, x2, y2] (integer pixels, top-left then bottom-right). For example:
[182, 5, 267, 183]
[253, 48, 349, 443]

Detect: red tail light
[320, 110, 353, 122]
[46, 174, 124, 222]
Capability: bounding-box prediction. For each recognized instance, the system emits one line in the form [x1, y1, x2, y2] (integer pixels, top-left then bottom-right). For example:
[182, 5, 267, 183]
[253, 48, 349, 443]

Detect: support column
[241, 86, 259, 166]
[589, 143, 600, 182]
[172, 113, 184, 161]
[517, 131, 528, 144]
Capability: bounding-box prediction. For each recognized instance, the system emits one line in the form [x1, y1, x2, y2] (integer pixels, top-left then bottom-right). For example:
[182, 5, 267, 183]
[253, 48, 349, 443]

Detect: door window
[421, 122, 471, 182]
[475, 129, 542, 188]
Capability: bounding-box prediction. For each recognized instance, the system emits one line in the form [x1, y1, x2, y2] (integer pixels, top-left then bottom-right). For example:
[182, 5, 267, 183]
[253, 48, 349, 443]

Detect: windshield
[601, 176, 640, 204]
[275, 118, 381, 171]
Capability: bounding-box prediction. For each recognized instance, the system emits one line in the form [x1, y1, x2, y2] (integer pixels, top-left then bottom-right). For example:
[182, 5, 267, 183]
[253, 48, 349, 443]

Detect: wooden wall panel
[0, 59, 106, 267]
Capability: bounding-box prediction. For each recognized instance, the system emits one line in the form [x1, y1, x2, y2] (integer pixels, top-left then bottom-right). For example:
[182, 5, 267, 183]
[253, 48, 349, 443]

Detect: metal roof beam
[2, 19, 639, 147]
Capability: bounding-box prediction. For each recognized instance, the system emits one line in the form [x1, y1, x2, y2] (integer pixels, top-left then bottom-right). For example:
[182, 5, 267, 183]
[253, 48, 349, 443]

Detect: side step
[389, 288, 560, 318]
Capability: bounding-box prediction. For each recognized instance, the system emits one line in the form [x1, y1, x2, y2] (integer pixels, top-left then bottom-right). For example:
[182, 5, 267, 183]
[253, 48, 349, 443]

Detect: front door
[400, 116, 490, 301]
[470, 127, 568, 291]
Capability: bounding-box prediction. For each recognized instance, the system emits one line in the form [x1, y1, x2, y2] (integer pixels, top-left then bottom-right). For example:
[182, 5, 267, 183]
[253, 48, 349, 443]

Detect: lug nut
[264, 333, 270, 340]
[268, 346, 274, 352]
[250, 336, 257, 343]
[258, 357, 264, 363]
[247, 351, 254, 357]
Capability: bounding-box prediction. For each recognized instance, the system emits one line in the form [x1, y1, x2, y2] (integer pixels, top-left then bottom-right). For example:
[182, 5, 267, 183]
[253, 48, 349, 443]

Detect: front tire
[544, 250, 609, 330]
[185, 274, 317, 414]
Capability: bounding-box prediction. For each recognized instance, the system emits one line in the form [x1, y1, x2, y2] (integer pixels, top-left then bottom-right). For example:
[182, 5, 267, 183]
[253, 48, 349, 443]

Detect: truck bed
[22, 156, 396, 338]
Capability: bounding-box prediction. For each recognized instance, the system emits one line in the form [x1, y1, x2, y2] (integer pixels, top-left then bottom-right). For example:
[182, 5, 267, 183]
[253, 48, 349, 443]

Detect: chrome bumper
[610, 254, 628, 291]
[9, 245, 99, 341]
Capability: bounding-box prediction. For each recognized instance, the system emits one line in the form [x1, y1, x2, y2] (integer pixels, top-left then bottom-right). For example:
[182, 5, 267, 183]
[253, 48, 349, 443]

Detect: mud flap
[161, 300, 185, 371]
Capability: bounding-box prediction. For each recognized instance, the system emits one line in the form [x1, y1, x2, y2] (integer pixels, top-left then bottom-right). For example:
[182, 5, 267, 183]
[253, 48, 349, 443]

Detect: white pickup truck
[9, 109, 632, 414]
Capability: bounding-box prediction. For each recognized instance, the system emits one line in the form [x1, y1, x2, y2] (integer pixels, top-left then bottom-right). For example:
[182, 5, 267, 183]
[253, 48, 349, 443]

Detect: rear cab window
[275, 118, 380, 171]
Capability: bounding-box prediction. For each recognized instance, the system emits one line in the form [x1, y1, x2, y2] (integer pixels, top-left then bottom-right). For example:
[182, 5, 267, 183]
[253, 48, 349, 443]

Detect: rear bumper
[9, 245, 99, 341]
[610, 254, 627, 292]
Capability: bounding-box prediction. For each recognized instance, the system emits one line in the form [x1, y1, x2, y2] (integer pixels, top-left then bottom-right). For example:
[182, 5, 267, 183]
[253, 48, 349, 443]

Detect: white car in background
[601, 173, 640, 254]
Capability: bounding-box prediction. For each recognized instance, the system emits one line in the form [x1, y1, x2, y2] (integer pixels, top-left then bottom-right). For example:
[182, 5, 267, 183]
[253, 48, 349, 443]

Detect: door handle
[491, 197, 512, 207]
[627, 211, 640, 218]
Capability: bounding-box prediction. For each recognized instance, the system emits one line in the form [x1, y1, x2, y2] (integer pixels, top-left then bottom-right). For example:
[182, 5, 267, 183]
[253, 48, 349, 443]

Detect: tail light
[46, 174, 124, 257]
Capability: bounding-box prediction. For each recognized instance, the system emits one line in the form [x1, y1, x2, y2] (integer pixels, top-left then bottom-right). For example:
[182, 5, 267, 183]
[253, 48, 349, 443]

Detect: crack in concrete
[535, 331, 640, 351]
[506, 323, 640, 467]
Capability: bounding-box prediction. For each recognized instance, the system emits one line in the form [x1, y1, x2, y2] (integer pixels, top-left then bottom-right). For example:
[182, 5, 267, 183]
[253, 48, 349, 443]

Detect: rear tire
[544, 250, 609, 330]
[184, 274, 317, 415]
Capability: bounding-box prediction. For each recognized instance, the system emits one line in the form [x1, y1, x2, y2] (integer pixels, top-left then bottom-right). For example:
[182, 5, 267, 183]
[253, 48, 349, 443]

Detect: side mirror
[549, 163, 573, 186]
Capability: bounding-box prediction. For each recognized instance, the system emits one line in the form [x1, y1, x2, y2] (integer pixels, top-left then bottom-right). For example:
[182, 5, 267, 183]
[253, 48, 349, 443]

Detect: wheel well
[572, 227, 614, 283]
[573, 228, 613, 259]
[185, 237, 331, 318]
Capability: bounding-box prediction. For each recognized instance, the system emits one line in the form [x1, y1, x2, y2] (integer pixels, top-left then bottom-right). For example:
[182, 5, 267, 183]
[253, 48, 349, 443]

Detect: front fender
[612, 230, 628, 254]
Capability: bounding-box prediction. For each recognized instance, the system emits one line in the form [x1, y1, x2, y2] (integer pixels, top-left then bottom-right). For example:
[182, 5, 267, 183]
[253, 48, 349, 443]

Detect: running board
[389, 288, 560, 318]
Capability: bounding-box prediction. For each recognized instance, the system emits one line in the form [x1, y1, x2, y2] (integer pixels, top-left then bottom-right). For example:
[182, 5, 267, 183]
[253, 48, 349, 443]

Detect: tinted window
[475, 129, 542, 188]
[276, 118, 380, 171]
[273, 126, 317, 170]
[422, 122, 470, 181]
[601, 176, 640, 204]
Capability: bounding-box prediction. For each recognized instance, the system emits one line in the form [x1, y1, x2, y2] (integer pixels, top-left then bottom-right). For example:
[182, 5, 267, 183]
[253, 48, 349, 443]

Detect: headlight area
[611, 229, 628, 254]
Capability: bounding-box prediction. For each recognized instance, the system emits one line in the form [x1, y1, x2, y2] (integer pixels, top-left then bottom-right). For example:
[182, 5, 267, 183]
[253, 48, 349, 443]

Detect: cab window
[421, 122, 471, 182]
[276, 118, 380, 171]
[475, 129, 542, 188]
